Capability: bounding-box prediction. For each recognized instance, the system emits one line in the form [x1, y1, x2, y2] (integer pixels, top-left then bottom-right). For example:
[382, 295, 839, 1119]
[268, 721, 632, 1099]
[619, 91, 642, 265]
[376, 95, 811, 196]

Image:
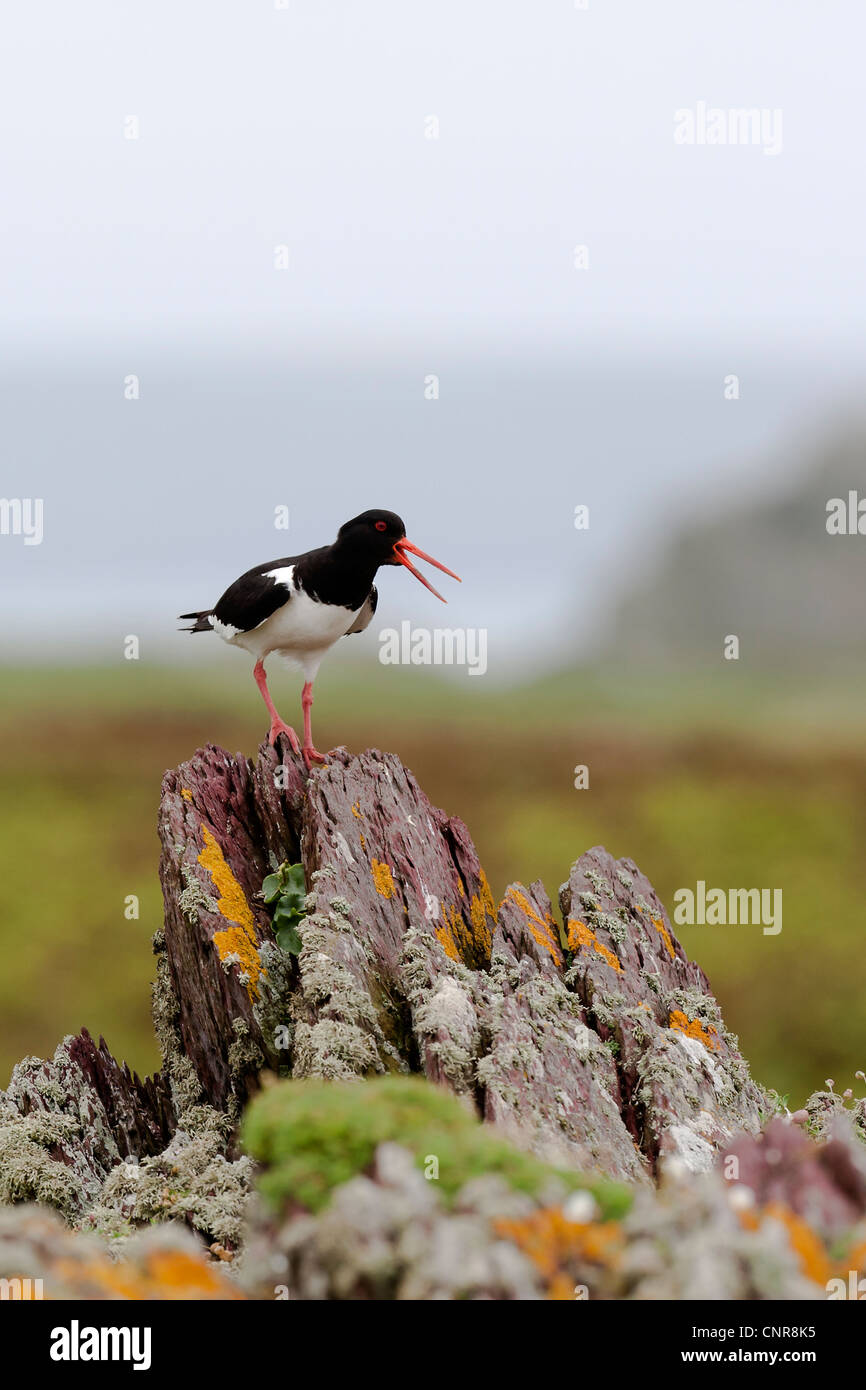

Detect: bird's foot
[268, 720, 301, 754]
[302, 745, 328, 771]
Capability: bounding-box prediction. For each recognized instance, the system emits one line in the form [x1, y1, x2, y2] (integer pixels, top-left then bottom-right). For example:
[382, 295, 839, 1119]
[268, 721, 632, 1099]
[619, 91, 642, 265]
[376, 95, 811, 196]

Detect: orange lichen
[495, 1208, 623, 1298]
[845, 1238, 866, 1277]
[737, 1208, 866, 1290]
[181, 788, 193, 802]
[197, 825, 263, 1000]
[462, 870, 493, 955]
[351, 800, 362, 819]
[54, 1251, 244, 1300]
[144, 1250, 244, 1295]
[566, 919, 622, 973]
[763, 1204, 833, 1287]
[371, 859, 395, 898]
[477, 869, 496, 917]
[652, 915, 676, 961]
[431, 876, 495, 967]
[359, 832, 366, 852]
[504, 888, 563, 967]
[435, 922, 460, 962]
[548, 1272, 577, 1301]
[434, 902, 464, 962]
[668, 1009, 720, 1052]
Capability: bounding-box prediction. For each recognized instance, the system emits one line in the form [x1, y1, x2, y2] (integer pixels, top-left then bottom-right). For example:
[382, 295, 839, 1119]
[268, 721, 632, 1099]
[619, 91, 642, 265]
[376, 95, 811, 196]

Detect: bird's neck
[298, 540, 379, 609]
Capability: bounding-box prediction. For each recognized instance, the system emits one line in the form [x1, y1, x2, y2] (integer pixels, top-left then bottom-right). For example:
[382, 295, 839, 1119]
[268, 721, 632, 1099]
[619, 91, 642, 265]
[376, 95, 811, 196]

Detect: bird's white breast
[262, 577, 361, 653]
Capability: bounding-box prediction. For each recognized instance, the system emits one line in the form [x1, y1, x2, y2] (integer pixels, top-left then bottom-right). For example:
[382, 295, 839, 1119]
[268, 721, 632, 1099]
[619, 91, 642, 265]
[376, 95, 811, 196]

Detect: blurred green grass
[1, 660, 864, 1106]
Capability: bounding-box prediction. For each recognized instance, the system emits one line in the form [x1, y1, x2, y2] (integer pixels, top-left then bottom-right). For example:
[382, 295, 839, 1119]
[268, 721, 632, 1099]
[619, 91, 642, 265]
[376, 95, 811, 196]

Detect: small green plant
[242, 1076, 633, 1218]
[262, 862, 307, 956]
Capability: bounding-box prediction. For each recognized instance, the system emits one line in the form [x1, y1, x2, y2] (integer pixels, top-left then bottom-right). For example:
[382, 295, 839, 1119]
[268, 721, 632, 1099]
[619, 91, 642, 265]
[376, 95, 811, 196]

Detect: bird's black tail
[178, 610, 215, 633]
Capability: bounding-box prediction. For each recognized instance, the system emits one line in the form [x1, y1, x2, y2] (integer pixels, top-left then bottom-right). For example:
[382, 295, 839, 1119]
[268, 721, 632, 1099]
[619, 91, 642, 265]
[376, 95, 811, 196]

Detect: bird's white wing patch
[264, 565, 296, 590]
[247, 565, 295, 630]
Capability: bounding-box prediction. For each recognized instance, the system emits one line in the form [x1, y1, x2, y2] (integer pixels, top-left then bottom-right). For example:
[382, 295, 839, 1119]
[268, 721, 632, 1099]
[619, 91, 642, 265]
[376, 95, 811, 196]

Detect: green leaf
[284, 863, 306, 892]
[262, 873, 281, 904]
[276, 922, 303, 956]
[271, 902, 297, 927]
[262, 862, 307, 956]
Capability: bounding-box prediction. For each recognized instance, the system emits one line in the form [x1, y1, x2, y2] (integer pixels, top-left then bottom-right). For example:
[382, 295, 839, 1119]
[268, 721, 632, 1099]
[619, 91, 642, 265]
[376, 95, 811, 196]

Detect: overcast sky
[1, 2, 863, 669]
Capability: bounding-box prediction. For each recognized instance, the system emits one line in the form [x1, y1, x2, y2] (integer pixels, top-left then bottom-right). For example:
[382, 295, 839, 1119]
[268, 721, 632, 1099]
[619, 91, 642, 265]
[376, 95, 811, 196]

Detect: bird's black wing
[213, 557, 299, 633]
[344, 586, 378, 635]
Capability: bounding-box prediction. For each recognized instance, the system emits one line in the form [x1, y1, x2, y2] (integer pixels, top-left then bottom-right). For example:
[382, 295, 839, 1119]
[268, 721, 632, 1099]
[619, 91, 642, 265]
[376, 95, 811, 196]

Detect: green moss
[241, 1075, 632, 1219]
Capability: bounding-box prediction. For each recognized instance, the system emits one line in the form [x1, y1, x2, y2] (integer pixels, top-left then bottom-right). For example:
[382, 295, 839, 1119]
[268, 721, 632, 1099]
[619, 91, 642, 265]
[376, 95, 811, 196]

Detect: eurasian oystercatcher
[179, 509, 460, 770]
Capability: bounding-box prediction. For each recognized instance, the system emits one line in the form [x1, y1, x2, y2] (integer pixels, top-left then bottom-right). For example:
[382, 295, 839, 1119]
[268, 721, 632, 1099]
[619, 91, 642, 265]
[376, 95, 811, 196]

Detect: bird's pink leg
[253, 660, 300, 753]
[301, 682, 327, 770]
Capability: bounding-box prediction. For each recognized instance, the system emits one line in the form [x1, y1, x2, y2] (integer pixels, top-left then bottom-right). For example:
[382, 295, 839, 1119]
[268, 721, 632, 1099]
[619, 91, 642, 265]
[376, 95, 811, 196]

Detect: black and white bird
[180, 509, 460, 769]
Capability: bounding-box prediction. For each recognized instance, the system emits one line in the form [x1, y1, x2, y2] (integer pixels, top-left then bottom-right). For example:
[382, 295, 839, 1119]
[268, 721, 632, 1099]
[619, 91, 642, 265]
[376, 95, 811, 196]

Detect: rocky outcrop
[0, 1204, 242, 1300]
[0, 1029, 173, 1219]
[560, 849, 763, 1169]
[235, 1076, 866, 1302]
[154, 738, 764, 1181]
[4, 736, 857, 1302]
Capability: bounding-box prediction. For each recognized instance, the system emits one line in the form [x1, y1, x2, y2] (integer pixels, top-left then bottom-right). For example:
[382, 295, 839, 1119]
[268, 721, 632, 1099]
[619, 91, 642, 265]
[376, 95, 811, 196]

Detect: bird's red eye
[375, 521, 387, 531]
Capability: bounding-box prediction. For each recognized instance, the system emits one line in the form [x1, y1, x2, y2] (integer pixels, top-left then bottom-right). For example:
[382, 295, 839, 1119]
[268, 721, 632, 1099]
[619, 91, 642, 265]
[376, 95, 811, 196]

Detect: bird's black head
[334, 508, 461, 602]
[336, 509, 406, 562]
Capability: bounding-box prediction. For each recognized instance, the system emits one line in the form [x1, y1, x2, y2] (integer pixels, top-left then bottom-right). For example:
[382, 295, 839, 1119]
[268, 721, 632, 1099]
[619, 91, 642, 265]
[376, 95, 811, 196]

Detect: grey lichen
[584, 870, 610, 900]
[288, 907, 392, 1079]
[252, 939, 296, 1071]
[89, 1108, 253, 1252]
[0, 1107, 85, 1220]
[151, 948, 206, 1118]
[227, 1018, 265, 1121]
[177, 860, 217, 927]
[292, 1017, 384, 1080]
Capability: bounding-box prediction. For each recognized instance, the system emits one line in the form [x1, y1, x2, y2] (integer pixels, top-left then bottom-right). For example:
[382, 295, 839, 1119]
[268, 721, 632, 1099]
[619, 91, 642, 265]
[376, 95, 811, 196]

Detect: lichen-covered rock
[87, 1105, 253, 1253]
[0, 737, 797, 1298]
[158, 743, 300, 1113]
[241, 1142, 545, 1300]
[610, 1167, 826, 1300]
[610, 1110, 866, 1299]
[290, 747, 497, 1079]
[237, 1077, 861, 1301]
[154, 744, 766, 1186]
[238, 1075, 630, 1299]
[802, 1082, 866, 1145]
[720, 1114, 866, 1238]
[241, 1075, 630, 1218]
[561, 846, 765, 1171]
[400, 881, 648, 1183]
[0, 1204, 243, 1300]
[0, 1029, 173, 1219]
[479, 880, 648, 1182]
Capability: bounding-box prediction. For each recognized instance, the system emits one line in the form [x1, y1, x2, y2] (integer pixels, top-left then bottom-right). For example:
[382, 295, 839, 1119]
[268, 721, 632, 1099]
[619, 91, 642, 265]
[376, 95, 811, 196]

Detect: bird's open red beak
[393, 538, 461, 603]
